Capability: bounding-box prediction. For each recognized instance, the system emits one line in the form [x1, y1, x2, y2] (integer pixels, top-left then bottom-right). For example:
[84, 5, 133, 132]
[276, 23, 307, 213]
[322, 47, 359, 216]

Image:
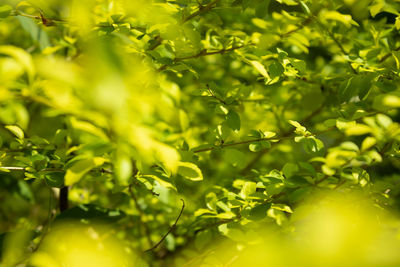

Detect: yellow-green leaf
[5, 125, 24, 139]
[141, 174, 177, 190]
[361, 137, 376, 151]
[240, 181, 257, 199]
[345, 124, 372, 136]
[322, 10, 359, 27]
[69, 117, 109, 141]
[177, 162, 203, 181]
[0, 46, 35, 83]
[370, 2, 384, 17]
[65, 157, 106, 186]
[250, 60, 269, 78]
[272, 204, 293, 213]
[0, 5, 12, 18]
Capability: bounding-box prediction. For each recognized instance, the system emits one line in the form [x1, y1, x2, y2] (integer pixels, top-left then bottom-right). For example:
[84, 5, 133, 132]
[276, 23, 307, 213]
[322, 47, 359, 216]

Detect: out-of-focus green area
[191, 193, 400, 267]
[1, 0, 400, 266]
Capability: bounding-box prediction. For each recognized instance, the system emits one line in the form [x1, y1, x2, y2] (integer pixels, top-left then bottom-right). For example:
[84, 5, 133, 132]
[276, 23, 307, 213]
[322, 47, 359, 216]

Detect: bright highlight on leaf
[5, 125, 24, 139]
[177, 162, 203, 181]
[65, 157, 106, 186]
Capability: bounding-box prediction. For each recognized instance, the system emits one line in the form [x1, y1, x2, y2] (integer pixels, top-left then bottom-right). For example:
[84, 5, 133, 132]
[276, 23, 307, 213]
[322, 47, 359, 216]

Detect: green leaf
[18, 180, 34, 203]
[321, 10, 359, 27]
[354, 74, 376, 100]
[370, 2, 384, 17]
[249, 141, 272, 152]
[0, 45, 35, 82]
[361, 137, 376, 152]
[252, 18, 268, 29]
[240, 181, 257, 199]
[5, 125, 24, 139]
[0, 5, 12, 18]
[339, 77, 356, 102]
[282, 163, 299, 178]
[271, 203, 293, 213]
[249, 142, 261, 152]
[290, 59, 306, 74]
[300, 137, 324, 154]
[250, 60, 269, 78]
[141, 174, 176, 190]
[248, 203, 271, 220]
[17, 16, 50, 51]
[281, 0, 298, 5]
[65, 157, 106, 186]
[45, 172, 65, 188]
[289, 120, 308, 135]
[268, 61, 284, 78]
[345, 124, 372, 136]
[226, 110, 241, 131]
[177, 162, 203, 181]
[69, 117, 109, 141]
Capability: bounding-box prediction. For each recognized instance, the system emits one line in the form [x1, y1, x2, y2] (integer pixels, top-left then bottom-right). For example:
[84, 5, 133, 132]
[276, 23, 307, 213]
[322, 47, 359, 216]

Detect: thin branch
[193, 125, 335, 154]
[240, 98, 270, 103]
[319, 23, 357, 74]
[144, 199, 185, 252]
[379, 140, 393, 156]
[12, 10, 67, 25]
[0, 166, 113, 174]
[239, 104, 327, 175]
[206, 84, 227, 105]
[315, 175, 329, 185]
[11, 11, 39, 20]
[157, 45, 246, 72]
[0, 166, 26, 171]
[239, 131, 293, 175]
[380, 46, 400, 63]
[334, 179, 346, 190]
[179, 45, 246, 61]
[149, 35, 163, 51]
[129, 184, 154, 249]
[182, 0, 221, 24]
[192, 136, 289, 153]
[280, 16, 314, 38]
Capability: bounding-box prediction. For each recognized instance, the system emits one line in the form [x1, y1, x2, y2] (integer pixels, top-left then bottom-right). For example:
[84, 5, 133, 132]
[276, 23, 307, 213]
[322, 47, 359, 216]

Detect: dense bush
[1, 0, 400, 266]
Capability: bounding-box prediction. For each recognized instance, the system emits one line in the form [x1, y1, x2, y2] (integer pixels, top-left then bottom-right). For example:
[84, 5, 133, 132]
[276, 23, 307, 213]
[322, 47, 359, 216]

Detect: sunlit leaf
[65, 157, 106, 186]
[177, 162, 203, 181]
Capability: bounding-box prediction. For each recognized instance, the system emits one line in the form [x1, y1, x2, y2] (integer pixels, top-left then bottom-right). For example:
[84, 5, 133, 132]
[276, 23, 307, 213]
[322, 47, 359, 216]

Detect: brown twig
[316, 21, 357, 74]
[379, 46, 400, 63]
[206, 84, 227, 105]
[182, 0, 221, 24]
[144, 199, 185, 252]
[315, 175, 329, 185]
[192, 136, 289, 153]
[149, 36, 163, 51]
[0, 166, 112, 174]
[157, 45, 246, 72]
[280, 16, 314, 38]
[334, 179, 346, 190]
[239, 104, 327, 175]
